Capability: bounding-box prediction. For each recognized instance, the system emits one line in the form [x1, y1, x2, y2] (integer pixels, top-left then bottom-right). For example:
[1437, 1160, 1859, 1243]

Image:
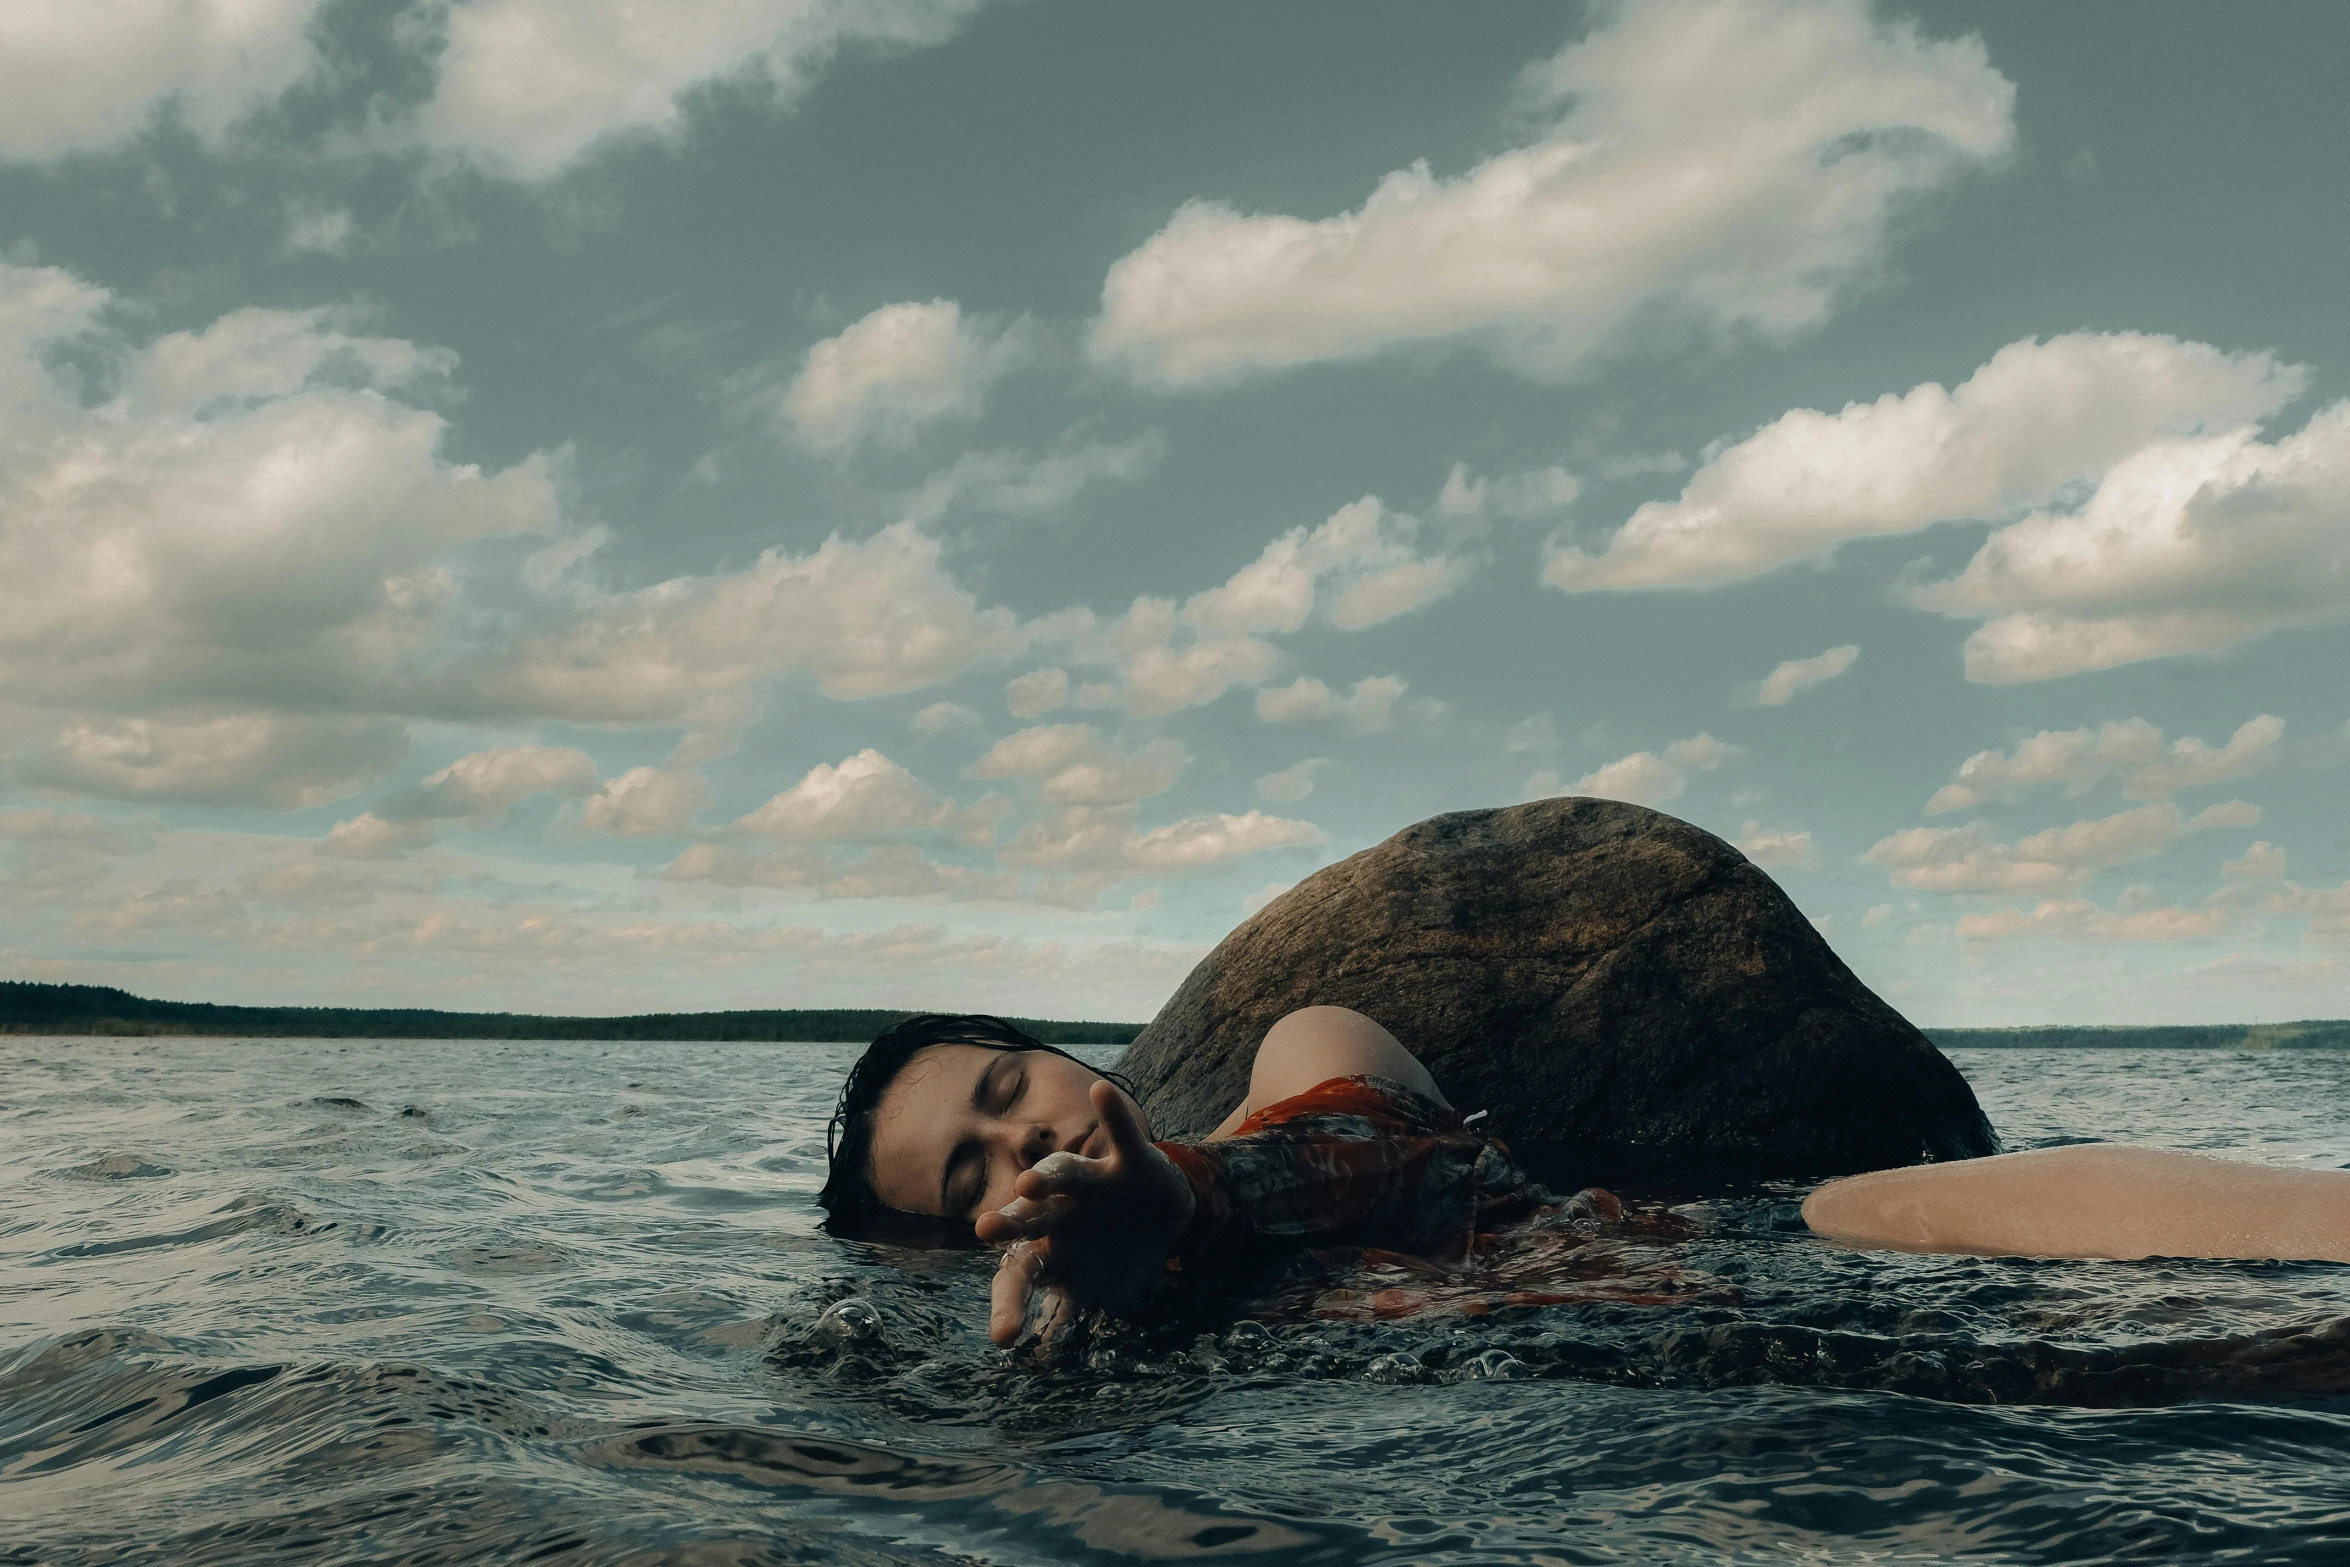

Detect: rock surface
[1116, 798, 1997, 1180]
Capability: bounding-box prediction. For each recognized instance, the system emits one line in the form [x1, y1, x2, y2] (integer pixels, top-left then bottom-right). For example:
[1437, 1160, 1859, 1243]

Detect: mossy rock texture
[1115, 798, 1997, 1180]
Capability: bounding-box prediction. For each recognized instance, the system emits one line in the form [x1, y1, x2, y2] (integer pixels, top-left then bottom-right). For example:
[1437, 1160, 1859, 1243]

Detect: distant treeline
[1929, 1021, 2350, 1051]
[13, 980, 2342, 1051]
[0, 982, 1145, 1044]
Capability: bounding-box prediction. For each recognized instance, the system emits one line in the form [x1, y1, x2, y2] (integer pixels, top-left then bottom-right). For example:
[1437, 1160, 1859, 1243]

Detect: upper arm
[1208, 1006, 1448, 1137]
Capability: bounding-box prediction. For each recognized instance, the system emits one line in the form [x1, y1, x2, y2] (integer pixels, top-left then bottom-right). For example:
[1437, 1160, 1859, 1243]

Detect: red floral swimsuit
[1154, 1075, 1711, 1321]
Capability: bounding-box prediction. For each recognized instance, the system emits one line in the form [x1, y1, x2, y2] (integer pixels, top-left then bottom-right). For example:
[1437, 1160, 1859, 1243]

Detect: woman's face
[865, 1045, 1148, 1221]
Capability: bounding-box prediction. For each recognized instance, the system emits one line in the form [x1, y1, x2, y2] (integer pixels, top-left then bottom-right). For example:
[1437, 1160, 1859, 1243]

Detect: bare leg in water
[1803, 1144, 2350, 1264]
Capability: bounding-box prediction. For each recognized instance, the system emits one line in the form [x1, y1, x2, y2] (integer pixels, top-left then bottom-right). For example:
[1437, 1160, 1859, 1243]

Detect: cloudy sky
[2, 0, 2345, 1025]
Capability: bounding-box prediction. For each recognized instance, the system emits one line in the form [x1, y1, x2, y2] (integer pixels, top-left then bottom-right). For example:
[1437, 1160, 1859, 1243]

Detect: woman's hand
[976, 1079, 1195, 1347]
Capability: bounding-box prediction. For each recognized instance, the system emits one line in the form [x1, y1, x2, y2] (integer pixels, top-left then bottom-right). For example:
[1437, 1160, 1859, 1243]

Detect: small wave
[583, 1424, 1341, 1558]
[1, 1349, 283, 1478]
[52, 1153, 173, 1181]
[10, 1037, 2348, 1565]
[36, 1196, 321, 1262]
[443, 1237, 574, 1275]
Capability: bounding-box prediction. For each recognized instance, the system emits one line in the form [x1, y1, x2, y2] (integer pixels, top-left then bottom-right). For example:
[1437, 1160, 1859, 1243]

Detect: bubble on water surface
[1362, 1351, 1425, 1383]
[1222, 1321, 1270, 1353]
[1462, 1348, 1531, 1380]
[809, 1297, 884, 1351]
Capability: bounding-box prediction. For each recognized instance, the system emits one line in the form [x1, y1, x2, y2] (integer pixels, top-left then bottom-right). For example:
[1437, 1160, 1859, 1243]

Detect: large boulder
[1116, 798, 1997, 1181]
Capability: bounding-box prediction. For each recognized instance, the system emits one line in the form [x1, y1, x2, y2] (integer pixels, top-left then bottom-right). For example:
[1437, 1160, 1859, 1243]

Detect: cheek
[1040, 1060, 1107, 1114]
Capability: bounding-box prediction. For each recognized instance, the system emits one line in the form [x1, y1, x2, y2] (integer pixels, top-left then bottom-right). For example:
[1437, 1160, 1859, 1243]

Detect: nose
[1013, 1121, 1057, 1168]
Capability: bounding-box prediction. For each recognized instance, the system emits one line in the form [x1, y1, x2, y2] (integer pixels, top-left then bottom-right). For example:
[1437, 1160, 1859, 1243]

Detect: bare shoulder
[1204, 1006, 1448, 1139]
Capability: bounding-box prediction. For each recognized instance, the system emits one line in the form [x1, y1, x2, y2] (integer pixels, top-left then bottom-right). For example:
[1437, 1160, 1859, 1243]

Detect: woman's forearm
[1801, 1144, 2350, 1264]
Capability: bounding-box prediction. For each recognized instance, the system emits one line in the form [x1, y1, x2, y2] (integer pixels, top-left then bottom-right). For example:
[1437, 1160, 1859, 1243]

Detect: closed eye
[944, 1056, 1027, 1217]
[978, 1052, 1024, 1115]
[944, 1142, 981, 1218]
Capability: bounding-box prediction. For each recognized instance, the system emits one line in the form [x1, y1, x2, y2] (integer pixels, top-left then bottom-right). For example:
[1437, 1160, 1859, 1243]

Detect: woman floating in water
[819, 1007, 2350, 1346]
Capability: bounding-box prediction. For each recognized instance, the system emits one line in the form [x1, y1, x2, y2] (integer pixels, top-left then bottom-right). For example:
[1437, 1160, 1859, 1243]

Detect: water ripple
[3, 1038, 2347, 1563]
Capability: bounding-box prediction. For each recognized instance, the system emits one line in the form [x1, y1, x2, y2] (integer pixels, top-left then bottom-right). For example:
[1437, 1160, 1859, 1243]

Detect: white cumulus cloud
[1255, 674, 1431, 736]
[1563, 733, 1741, 807]
[468, 521, 1025, 722]
[1914, 401, 2350, 681]
[409, 745, 599, 818]
[1549, 333, 2305, 591]
[1125, 811, 1323, 872]
[0, 807, 158, 854]
[1503, 714, 1561, 754]
[284, 206, 355, 256]
[1926, 715, 2282, 813]
[1182, 496, 1471, 636]
[1031, 495, 1465, 719]
[318, 812, 436, 860]
[1255, 758, 1332, 803]
[1002, 804, 1323, 892]
[911, 701, 979, 735]
[1090, 0, 2013, 386]
[776, 299, 1030, 453]
[581, 766, 709, 839]
[1866, 799, 2258, 892]
[1005, 668, 1070, 719]
[0, 807, 163, 894]
[966, 725, 1189, 805]
[1956, 900, 2231, 943]
[1436, 463, 1582, 522]
[33, 713, 409, 811]
[900, 437, 1164, 526]
[733, 749, 947, 841]
[0, 1, 983, 174]
[1116, 633, 1283, 719]
[1042, 596, 1279, 720]
[0, 267, 560, 737]
[413, 0, 982, 178]
[1755, 644, 1859, 706]
[2223, 841, 2287, 882]
[2265, 878, 2350, 947]
[1735, 822, 1814, 870]
[0, 0, 322, 159]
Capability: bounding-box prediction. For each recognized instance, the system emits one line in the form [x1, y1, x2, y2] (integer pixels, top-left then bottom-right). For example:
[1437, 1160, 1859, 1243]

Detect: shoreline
[1927, 1022, 2350, 1050]
[6, 983, 2343, 1049]
[0, 982, 1143, 1045]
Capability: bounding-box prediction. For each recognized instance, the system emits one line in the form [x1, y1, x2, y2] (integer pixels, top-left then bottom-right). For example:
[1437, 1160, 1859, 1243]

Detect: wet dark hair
[819, 1013, 1133, 1244]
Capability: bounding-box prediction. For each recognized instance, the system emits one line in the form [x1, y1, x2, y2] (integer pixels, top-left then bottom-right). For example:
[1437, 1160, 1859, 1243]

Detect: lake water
[4, 1038, 2347, 1564]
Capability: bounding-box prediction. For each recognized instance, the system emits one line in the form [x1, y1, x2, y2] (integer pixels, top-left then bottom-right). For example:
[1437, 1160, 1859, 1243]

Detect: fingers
[1030, 1284, 1076, 1349]
[988, 1236, 1050, 1347]
[1094, 1078, 1154, 1162]
[1012, 1149, 1108, 1203]
[975, 1190, 1073, 1244]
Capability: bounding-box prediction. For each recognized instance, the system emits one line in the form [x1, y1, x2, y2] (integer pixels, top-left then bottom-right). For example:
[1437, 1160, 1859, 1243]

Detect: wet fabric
[1154, 1075, 1712, 1320]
